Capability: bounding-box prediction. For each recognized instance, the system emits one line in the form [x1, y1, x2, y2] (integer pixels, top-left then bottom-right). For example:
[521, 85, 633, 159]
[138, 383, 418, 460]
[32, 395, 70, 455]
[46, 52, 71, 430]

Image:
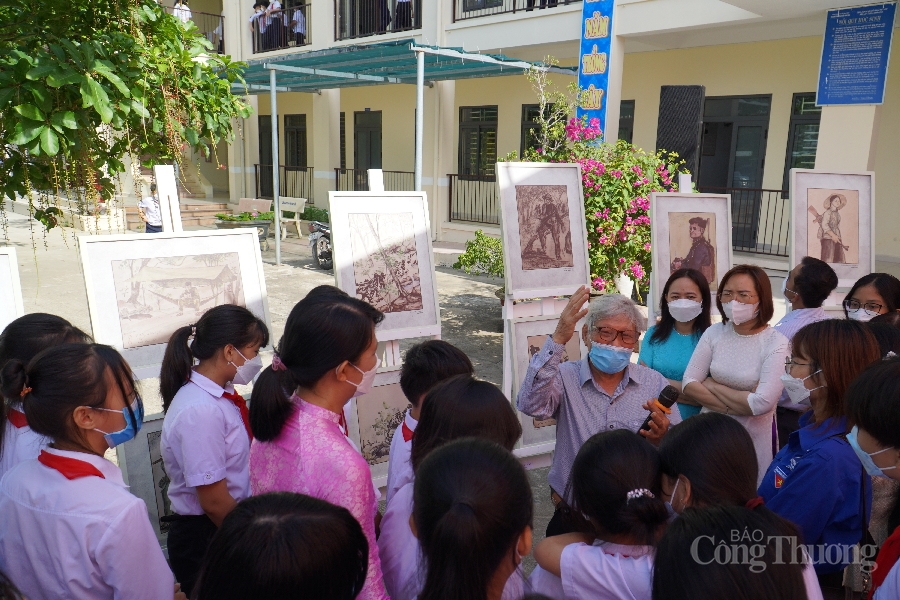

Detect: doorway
[354, 111, 382, 190]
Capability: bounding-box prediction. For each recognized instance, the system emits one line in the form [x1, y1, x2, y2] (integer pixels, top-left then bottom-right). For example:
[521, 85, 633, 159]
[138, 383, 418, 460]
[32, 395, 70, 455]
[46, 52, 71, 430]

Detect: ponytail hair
[160, 304, 269, 412]
[413, 438, 532, 600]
[250, 293, 383, 442]
[570, 430, 668, 546]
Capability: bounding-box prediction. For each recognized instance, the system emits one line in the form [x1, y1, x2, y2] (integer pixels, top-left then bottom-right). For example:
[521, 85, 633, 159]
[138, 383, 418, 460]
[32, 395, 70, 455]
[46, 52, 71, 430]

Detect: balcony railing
[452, 0, 580, 22]
[698, 186, 790, 257]
[334, 168, 415, 192]
[449, 174, 499, 225]
[252, 4, 311, 54]
[335, 0, 421, 41]
[164, 8, 225, 53]
[255, 165, 315, 205]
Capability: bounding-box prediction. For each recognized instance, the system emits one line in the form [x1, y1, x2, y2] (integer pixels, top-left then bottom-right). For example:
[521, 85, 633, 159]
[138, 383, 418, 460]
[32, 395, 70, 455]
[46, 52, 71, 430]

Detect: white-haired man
[517, 286, 680, 536]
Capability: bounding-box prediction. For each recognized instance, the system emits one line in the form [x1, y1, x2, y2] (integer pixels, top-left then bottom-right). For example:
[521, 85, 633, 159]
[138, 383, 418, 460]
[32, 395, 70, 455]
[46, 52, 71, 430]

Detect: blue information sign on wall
[577, 0, 615, 140]
[817, 2, 897, 106]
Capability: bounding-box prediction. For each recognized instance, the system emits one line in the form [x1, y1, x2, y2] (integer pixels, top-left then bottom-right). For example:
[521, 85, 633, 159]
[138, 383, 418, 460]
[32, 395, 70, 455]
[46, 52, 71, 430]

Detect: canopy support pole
[414, 48, 424, 192]
[269, 67, 282, 266]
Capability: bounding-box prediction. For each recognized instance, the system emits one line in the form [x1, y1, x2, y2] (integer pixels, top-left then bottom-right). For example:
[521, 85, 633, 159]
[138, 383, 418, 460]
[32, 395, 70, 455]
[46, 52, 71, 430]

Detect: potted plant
[215, 210, 275, 244]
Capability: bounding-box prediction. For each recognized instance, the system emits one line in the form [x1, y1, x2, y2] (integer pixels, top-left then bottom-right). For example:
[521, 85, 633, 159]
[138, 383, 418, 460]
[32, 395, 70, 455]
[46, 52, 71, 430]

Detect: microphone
[639, 385, 680, 432]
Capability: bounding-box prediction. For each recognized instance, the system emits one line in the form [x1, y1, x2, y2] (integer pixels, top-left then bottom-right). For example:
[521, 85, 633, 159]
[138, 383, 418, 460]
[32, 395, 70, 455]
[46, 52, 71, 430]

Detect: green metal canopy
[238, 38, 576, 94]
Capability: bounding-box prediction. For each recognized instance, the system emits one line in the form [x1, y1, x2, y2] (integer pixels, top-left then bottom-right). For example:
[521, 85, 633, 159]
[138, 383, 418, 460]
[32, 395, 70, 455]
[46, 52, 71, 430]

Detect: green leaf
[185, 128, 199, 145]
[85, 77, 113, 122]
[47, 70, 83, 88]
[14, 104, 45, 121]
[40, 127, 60, 156]
[29, 86, 52, 113]
[92, 61, 130, 97]
[51, 111, 78, 130]
[0, 88, 14, 107]
[10, 121, 44, 145]
[60, 39, 85, 70]
[26, 65, 56, 81]
[131, 99, 150, 118]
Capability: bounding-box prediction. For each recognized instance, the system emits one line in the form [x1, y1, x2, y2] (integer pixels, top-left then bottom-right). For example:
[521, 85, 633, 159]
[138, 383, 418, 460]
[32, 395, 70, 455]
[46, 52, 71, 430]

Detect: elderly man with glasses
[517, 287, 679, 536]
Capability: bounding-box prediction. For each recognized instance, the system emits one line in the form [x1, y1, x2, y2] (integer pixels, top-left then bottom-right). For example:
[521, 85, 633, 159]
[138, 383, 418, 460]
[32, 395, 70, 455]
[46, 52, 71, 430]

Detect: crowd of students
[0, 265, 899, 599]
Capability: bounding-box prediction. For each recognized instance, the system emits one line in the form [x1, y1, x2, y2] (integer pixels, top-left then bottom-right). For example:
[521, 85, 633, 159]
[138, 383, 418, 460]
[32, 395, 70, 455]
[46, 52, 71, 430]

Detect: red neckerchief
[222, 391, 253, 441]
[402, 421, 414, 442]
[7, 408, 28, 429]
[38, 450, 105, 480]
[338, 412, 349, 437]
[871, 525, 900, 599]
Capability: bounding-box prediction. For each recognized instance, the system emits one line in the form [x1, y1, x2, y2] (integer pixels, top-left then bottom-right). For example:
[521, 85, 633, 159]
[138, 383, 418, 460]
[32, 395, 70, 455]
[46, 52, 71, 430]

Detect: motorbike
[307, 221, 333, 270]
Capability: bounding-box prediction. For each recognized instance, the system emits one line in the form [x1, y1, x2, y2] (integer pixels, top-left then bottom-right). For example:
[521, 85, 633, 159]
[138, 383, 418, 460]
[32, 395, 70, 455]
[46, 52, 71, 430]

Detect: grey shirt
[516, 337, 676, 502]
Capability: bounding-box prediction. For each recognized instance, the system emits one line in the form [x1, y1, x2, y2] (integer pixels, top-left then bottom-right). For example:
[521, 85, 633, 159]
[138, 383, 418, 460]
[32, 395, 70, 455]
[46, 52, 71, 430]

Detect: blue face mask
[588, 342, 633, 374]
[94, 396, 144, 448]
[847, 426, 897, 479]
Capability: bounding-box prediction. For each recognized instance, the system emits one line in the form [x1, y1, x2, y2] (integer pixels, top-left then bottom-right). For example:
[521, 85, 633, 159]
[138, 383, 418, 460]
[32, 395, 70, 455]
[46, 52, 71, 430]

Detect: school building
[177, 0, 900, 264]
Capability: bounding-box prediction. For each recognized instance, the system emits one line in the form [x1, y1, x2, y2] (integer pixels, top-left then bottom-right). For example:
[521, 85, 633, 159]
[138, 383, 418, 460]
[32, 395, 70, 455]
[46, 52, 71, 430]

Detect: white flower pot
[615, 272, 634, 298]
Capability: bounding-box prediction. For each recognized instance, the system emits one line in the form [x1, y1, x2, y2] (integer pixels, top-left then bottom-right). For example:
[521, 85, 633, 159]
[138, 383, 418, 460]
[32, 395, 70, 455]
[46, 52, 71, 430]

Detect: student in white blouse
[0, 344, 183, 600]
[682, 264, 789, 483]
[0, 313, 90, 479]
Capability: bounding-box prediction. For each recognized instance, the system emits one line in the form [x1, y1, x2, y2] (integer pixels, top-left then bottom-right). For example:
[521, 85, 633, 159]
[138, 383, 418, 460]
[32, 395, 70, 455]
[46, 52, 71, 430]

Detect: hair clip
[271, 353, 286, 372]
[20, 386, 32, 398]
[626, 488, 654, 503]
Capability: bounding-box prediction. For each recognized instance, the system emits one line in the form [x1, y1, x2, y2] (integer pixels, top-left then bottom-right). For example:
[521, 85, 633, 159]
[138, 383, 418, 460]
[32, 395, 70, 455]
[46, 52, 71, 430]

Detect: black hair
[844, 273, 900, 317]
[569, 430, 668, 546]
[150, 183, 157, 192]
[793, 256, 838, 308]
[0, 313, 91, 459]
[871, 311, 900, 327]
[652, 505, 806, 600]
[414, 438, 532, 600]
[193, 492, 367, 600]
[658, 412, 758, 508]
[846, 356, 900, 448]
[0, 569, 24, 600]
[399, 341, 474, 408]
[250, 295, 383, 442]
[0, 343, 138, 450]
[650, 268, 712, 345]
[409, 374, 522, 472]
[866, 322, 900, 357]
[159, 304, 268, 412]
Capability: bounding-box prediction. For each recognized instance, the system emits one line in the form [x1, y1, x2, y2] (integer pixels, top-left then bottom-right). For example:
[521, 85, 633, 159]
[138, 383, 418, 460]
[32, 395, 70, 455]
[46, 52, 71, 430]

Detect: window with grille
[284, 114, 307, 167]
[459, 106, 498, 178]
[618, 100, 635, 144]
[782, 93, 821, 193]
[340, 112, 346, 170]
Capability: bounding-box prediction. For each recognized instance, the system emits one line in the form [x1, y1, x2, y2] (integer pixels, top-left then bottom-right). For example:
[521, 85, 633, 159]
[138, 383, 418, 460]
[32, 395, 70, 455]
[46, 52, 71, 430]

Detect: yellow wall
[340, 86, 418, 172]
[255, 92, 315, 166]
[872, 39, 900, 260]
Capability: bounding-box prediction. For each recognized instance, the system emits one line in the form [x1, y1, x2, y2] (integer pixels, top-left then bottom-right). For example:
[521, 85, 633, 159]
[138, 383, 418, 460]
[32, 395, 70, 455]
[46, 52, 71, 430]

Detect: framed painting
[650, 193, 733, 315]
[346, 367, 410, 487]
[0, 247, 24, 332]
[496, 163, 591, 300]
[78, 229, 271, 379]
[329, 191, 441, 341]
[790, 169, 874, 287]
[509, 314, 587, 451]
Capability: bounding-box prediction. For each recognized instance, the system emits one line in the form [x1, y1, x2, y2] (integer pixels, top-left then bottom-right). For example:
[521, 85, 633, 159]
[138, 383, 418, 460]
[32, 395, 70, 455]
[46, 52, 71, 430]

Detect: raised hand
[552, 286, 590, 345]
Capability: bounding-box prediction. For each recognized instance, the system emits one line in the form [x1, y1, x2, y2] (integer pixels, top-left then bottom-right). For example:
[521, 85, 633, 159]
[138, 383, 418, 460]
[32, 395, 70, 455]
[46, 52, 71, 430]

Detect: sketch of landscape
[516, 185, 574, 271]
[525, 333, 582, 428]
[357, 382, 411, 465]
[349, 213, 424, 313]
[111, 253, 245, 349]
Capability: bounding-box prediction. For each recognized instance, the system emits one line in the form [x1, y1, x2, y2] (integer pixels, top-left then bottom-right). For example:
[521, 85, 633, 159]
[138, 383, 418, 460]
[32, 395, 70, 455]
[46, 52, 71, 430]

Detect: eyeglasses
[843, 299, 883, 316]
[593, 327, 638, 345]
[719, 291, 758, 302]
[784, 357, 811, 375]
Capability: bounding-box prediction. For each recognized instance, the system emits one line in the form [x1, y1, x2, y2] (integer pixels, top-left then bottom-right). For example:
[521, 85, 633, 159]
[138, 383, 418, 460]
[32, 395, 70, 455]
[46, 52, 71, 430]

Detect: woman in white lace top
[682, 265, 789, 484]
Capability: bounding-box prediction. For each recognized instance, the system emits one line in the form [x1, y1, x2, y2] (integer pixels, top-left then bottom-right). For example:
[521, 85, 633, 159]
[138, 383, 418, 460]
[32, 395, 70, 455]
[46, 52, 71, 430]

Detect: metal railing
[164, 7, 225, 53]
[335, 0, 421, 41]
[334, 168, 415, 192]
[255, 165, 315, 205]
[449, 174, 499, 225]
[699, 186, 790, 257]
[452, 0, 580, 22]
[252, 4, 311, 54]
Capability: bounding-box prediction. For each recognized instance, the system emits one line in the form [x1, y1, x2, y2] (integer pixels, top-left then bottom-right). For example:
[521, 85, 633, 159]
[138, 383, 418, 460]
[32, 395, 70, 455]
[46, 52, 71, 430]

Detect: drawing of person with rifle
[810, 193, 848, 264]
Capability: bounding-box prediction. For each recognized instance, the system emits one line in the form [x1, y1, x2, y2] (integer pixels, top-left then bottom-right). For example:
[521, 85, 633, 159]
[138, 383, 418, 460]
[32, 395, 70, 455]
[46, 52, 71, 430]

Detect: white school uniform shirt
[249, 10, 267, 32]
[0, 403, 48, 480]
[137, 194, 162, 227]
[0, 447, 175, 600]
[161, 371, 251, 516]
[558, 540, 654, 600]
[385, 410, 416, 505]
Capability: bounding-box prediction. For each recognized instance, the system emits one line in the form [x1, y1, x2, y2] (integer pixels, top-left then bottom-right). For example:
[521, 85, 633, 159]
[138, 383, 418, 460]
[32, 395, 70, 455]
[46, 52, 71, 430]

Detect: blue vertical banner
[577, 0, 615, 140]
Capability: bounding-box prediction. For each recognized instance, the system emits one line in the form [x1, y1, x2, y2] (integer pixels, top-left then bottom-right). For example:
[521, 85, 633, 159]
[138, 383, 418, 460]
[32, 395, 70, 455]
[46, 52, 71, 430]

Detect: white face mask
[722, 300, 759, 326]
[230, 348, 263, 386]
[780, 371, 823, 407]
[848, 309, 876, 323]
[781, 278, 797, 302]
[667, 299, 703, 323]
[344, 361, 378, 397]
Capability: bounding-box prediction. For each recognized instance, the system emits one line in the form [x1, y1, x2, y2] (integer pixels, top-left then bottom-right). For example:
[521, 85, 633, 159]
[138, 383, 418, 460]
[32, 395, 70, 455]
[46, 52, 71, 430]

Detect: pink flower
[644, 242, 651, 251]
[618, 257, 626, 264]
[595, 226, 602, 233]
[599, 236, 609, 245]
[594, 211, 602, 218]
[611, 170, 623, 179]
[592, 277, 606, 291]
[631, 165, 643, 175]
[630, 263, 645, 280]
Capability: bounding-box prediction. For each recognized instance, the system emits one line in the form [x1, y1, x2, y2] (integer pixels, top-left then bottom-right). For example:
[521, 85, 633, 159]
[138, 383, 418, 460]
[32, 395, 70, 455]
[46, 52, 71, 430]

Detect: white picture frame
[496, 163, 591, 300]
[790, 169, 875, 288]
[0, 247, 25, 331]
[153, 165, 183, 233]
[509, 314, 587, 454]
[650, 193, 733, 316]
[329, 191, 441, 341]
[78, 229, 271, 379]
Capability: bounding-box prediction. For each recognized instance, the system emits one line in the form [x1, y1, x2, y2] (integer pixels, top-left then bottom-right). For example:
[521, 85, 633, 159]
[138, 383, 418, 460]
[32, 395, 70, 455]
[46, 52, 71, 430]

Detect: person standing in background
[172, 0, 192, 23]
[138, 183, 163, 233]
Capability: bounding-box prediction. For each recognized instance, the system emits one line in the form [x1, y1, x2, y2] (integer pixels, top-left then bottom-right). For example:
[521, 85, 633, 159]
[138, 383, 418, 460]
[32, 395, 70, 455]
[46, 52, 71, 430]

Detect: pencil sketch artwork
[668, 212, 717, 289]
[111, 253, 245, 349]
[357, 383, 411, 465]
[807, 188, 860, 265]
[349, 213, 424, 314]
[147, 430, 173, 533]
[516, 185, 574, 271]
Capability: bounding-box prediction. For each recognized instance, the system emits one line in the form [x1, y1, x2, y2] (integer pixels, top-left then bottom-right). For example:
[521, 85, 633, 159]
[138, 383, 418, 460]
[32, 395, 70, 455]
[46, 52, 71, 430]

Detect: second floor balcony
[252, 4, 311, 54]
[335, 0, 421, 41]
[164, 6, 225, 53]
[452, 0, 580, 22]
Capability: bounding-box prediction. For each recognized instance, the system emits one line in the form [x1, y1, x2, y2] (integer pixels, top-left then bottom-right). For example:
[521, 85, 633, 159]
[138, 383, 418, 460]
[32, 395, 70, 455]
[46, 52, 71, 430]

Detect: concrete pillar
[814, 105, 881, 172]
[312, 89, 341, 209]
[604, 17, 626, 143]
[223, 0, 247, 61]
[227, 96, 259, 203]
[433, 80, 455, 242]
